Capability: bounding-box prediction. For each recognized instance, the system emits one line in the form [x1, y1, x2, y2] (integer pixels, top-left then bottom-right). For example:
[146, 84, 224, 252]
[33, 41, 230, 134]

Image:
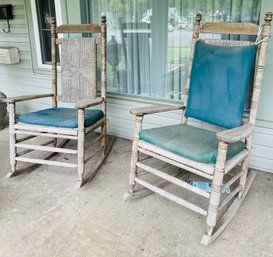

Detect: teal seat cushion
[17, 108, 104, 128]
[139, 124, 246, 164]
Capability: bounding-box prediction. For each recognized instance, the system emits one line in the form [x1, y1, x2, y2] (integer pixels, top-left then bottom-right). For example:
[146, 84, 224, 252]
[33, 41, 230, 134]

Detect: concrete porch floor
[0, 126, 273, 257]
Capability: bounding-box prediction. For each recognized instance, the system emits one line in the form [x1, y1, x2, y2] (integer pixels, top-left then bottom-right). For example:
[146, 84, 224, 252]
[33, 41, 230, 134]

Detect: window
[31, 0, 61, 68]
[81, 0, 261, 101]
[35, 0, 56, 64]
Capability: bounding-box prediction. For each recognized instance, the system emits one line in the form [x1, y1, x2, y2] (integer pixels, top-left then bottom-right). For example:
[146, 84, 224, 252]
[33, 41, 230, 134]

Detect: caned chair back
[50, 17, 107, 107]
[61, 38, 97, 103]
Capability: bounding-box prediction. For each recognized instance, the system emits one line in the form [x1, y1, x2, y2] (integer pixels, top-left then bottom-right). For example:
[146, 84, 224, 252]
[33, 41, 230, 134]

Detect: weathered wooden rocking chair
[124, 12, 272, 245]
[4, 16, 114, 187]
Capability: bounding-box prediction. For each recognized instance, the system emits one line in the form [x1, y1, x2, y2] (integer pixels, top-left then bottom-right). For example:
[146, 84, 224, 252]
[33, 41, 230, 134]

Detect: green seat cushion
[139, 124, 246, 164]
[17, 108, 104, 128]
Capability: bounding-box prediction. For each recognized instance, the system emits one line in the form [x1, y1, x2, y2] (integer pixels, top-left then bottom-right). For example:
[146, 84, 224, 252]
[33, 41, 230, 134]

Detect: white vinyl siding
[0, 0, 272, 173]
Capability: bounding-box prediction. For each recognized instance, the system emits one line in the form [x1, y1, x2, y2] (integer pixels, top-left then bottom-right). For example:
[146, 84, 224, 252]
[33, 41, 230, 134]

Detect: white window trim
[30, 0, 62, 70]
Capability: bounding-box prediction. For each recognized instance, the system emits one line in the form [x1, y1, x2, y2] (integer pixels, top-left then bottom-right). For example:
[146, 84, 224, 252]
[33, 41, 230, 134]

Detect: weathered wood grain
[56, 24, 101, 33]
[200, 22, 259, 35]
[216, 123, 254, 143]
[75, 97, 103, 109]
[130, 104, 183, 116]
[3, 93, 53, 103]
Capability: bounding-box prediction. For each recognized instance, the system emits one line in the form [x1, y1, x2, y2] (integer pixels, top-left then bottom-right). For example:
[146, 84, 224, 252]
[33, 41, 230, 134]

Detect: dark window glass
[36, 0, 58, 64]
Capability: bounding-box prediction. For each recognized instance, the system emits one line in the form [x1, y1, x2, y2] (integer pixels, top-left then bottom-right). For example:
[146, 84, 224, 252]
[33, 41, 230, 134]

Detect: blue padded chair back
[185, 41, 257, 129]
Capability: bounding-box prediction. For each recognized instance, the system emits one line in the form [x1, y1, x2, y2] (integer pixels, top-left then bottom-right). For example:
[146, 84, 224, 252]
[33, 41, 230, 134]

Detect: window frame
[30, 0, 62, 70]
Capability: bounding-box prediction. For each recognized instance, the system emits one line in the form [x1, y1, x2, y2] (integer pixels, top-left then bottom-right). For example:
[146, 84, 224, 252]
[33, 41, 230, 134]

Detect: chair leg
[205, 141, 228, 237]
[77, 134, 85, 182]
[129, 116, 143, 193]
[53, 138, 58, 147]
[238, 156, 249, 199]
[121, 115, 143, 200]
[77, 109, 85, 182]
[7, 103, 17, 177]
[101, 120, 107, 155]
[129, 140, 139, 193]
[201, 170, 256, 246]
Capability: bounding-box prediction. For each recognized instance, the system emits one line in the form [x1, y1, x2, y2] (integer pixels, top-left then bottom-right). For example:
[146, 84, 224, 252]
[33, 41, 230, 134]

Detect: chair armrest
[216, 123, 254, 143]
[130, 104, 184, 116]
[75, 97, 103, 109]
[3, 93, 53, 103]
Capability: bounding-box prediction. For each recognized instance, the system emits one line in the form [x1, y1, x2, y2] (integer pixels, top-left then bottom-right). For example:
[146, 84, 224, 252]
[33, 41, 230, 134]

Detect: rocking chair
[124, 12, 272, 245]
[4, 16, 114, 187]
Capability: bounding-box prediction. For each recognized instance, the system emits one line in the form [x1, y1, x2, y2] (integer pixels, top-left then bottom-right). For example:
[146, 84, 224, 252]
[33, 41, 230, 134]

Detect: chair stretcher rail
[135, 177, 208, 216]
[136, 162, 210, 198]
[15, 157, 77, 168]
[15, 130, 77, 140]
[15, 143, 78, 154]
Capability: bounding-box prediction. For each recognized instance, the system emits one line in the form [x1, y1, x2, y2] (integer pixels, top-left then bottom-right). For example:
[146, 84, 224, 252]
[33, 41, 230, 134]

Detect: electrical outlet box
[0, 47, 19, 64]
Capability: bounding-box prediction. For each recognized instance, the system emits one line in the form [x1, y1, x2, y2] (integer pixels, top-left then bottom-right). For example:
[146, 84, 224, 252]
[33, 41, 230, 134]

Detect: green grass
[168, 46, 191, 62]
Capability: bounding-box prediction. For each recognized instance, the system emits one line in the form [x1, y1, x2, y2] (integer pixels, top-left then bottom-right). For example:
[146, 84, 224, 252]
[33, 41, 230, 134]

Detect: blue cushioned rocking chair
[124, 12, 272, 245]
[4, 16, 114, 186]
